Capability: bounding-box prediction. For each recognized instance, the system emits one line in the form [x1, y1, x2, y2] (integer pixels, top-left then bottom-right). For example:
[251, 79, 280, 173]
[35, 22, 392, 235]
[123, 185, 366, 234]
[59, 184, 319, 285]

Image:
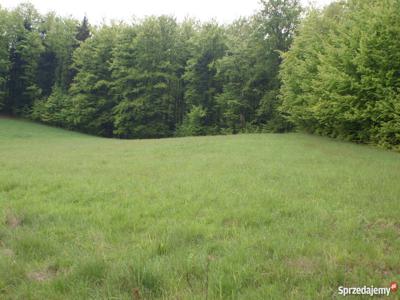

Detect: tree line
[281, 0, 400, 150]
[0, 0, 399, 149]
[0, 1, 301, 139]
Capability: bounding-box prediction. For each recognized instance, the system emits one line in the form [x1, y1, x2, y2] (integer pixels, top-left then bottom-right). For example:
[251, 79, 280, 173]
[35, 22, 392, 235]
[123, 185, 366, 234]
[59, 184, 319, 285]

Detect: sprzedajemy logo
[338, 282, 398, 297]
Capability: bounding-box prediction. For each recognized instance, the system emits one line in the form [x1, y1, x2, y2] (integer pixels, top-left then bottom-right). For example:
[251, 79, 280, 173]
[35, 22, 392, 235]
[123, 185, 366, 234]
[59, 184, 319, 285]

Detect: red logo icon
[390, 282, 398, 293]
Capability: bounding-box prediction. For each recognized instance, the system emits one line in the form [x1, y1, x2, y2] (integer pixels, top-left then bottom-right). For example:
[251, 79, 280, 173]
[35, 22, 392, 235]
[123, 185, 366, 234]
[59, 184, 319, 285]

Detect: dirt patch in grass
[222, 218, 240, 227]
[287, 257, 318, 274]
[365, 219, 400, 233]
[5, 212, 23, 229]
[132, 288, 141, 300]
[28, 266, 59, 282]
[1, 248, 15, 257]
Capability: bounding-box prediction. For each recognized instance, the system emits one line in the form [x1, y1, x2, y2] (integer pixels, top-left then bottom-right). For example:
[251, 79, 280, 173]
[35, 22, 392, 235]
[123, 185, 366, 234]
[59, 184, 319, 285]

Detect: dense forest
[0, 0, 399, 149]
[281, 0, 400, 150]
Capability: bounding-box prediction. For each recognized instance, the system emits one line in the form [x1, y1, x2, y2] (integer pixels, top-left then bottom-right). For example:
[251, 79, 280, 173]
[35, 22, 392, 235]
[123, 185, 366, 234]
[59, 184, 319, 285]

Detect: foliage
[253, 0, 301, 130]
[2, 1, 399, 148]
[31, 87, 70, 127]
[67, 25, 119, 136]
[111, 17, 189, 138]
[76, 16, 91, 42]
[215, 0, 301, 133]
[5, 3, 44, 115]
[280, 0, 400, 149]
[176, 105, 207, 136]
[215, 19, 254, 132]
[183, 22, 227, 131]
[0, 6, 11, 110]
[38, 13, 78, 95]
[0, 2, 301, 138]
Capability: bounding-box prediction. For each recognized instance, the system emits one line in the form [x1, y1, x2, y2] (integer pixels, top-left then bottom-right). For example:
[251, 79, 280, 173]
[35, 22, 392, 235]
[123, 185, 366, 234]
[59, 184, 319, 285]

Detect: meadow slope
[0, 118, 399, 299]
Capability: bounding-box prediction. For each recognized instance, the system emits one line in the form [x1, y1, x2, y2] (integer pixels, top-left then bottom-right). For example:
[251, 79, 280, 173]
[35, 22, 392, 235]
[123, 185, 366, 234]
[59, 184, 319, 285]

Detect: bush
[31, 88, 71, 127]
[176, 106, 208, 137]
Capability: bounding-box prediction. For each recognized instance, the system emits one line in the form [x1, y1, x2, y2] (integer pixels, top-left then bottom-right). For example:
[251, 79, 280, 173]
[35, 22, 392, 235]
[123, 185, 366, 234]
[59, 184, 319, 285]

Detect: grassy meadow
[0, 117, 399, 299]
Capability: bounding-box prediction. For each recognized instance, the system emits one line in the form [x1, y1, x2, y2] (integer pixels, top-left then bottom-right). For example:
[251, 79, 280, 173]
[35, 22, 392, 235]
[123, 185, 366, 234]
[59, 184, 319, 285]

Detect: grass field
[0, 117, 399, 299]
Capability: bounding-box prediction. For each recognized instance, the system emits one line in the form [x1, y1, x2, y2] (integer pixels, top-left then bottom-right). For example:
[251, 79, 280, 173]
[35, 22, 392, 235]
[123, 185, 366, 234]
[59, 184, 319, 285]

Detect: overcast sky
[1, 0, 334, 24]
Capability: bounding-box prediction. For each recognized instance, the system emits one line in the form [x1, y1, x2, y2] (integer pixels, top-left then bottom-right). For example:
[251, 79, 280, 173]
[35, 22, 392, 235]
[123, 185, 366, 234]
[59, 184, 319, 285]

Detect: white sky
[0, 0, 334, 24]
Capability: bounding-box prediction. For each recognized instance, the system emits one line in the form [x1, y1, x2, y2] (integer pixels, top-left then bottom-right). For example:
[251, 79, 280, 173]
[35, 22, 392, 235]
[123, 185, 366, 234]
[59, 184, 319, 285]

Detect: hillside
[0, 118, 399, 299]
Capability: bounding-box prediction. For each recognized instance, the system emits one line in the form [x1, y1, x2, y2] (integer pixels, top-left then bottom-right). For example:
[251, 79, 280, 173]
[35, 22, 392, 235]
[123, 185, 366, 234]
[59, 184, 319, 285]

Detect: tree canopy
[1, 1, 399, 149]
[280, 0, 400, 149]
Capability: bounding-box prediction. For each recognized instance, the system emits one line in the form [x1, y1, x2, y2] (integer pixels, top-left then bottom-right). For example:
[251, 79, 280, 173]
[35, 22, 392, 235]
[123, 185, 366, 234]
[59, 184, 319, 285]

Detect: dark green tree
[254, 0, 302, 131]
[67, 25, 119, 136]
[183, 22, 227, 132]
[215, 18, 256, 132]
[36, 13, 78, 96]
[76, 16, 91, 42]
[112, 17, 184, 138]
[0, 6, 11, 111]
[6, 3, 44, 115]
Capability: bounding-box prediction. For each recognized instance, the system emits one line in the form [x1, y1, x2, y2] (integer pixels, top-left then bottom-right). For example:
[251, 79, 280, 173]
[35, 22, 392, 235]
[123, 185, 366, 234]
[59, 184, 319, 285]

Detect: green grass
[0, 117, 399, 299]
